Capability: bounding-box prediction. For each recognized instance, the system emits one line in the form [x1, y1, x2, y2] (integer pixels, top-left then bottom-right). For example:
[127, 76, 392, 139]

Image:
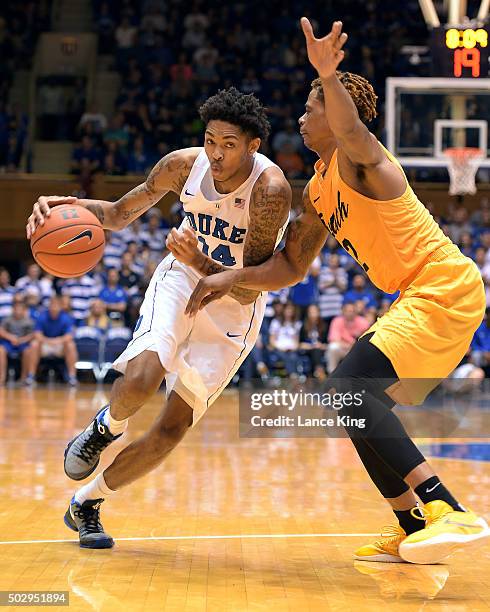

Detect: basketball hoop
[443, 147, 485, 196]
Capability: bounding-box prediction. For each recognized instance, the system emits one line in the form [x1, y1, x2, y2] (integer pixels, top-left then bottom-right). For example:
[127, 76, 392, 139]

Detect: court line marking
[0, 533, 377, 545]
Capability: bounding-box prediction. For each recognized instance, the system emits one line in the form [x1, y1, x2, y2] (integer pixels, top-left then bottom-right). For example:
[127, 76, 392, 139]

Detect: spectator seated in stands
[15, 262, 53, 306]
[343, 274, 377, 319]
[268, 301, 302, 379]
[299, 304, 328, 380]
[0, 296, 37, 385]
[326, 302, 370, 374]
[78, 102, 108, 135]
[318, 253, 347, 331]
[31, 295, 78, 386]
[86, 298, 111, 331]
[127, 135, 152, 174]
[289, 258, 320, 318]
[103, 112, 130, 152]
[61, 273, 100, 327]
[0, 266, 15, 321]
[71, 135, 101, 175]
[99, 268, 128, 326]
[141, 208, 168, 260]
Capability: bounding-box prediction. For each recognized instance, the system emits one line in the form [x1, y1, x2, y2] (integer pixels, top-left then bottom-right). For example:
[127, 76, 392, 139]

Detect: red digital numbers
[453, 47, 481, 77]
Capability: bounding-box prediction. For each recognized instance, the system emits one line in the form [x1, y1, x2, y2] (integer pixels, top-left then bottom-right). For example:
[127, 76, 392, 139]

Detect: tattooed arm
[26, 148, 200, 238]
[185, 181, 329, 315]
[182, 167, 291, 304]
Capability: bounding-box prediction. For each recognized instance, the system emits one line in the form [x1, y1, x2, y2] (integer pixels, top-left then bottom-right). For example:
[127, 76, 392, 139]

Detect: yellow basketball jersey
[309, 146, 452, 293]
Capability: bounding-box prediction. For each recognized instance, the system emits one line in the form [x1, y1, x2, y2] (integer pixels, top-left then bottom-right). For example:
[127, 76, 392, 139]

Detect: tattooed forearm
[111, 149, 199, 228]
[244, 172, 291, 268]
[193, 255, 259, 304]
[282, 182, 328, 277]
[85, 202, 105, 225]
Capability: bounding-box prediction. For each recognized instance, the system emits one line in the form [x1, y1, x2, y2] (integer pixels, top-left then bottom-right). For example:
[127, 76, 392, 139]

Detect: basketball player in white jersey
[26, 88, 291, 549]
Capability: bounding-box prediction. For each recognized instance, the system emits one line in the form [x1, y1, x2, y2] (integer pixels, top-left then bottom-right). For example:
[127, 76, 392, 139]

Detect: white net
[443, 147, 485, 196]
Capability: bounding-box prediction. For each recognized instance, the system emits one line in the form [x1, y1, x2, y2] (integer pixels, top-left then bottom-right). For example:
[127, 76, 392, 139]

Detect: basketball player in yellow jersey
[183, 19, 490, 565]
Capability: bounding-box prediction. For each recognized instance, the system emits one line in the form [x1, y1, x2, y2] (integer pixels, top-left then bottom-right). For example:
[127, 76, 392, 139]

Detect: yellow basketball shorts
[364, 244, 486, 405]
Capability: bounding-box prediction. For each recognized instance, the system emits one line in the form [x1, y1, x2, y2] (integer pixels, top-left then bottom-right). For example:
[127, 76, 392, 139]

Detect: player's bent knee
[152, 418, 190, 449]
[120, 351, 164, 396]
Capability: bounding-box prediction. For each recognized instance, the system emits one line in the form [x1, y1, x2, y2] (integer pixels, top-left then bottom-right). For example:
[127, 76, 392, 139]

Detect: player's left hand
[185, 270, 237, 316]
[301, 18, 348, 78]
[166, 226, 200, 266]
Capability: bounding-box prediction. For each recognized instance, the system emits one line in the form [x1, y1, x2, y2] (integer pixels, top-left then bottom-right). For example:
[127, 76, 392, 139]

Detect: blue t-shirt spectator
[343, 289, 377, 309]
[35, 309, 74, 338]
[99, 285, 128, 305]
[290, 274, 318, 309]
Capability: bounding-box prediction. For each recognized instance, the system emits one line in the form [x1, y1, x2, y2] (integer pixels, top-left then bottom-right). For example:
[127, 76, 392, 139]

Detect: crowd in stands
[68, 0, 430, 187]
[0, 1, 49, 172]
[2, 195, 490, 386]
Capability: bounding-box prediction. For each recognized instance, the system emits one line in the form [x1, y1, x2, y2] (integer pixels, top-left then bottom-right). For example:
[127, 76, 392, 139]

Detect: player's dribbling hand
[185, 271, 237, 316]
[166, 226, 200, 266]
[26, 195, 78, 239]
[300, 18, 348, 78]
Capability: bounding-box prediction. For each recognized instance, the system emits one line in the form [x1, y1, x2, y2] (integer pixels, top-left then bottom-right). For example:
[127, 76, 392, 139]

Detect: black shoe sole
[63, 506, 115, 549]
[63, 406, 109, 481]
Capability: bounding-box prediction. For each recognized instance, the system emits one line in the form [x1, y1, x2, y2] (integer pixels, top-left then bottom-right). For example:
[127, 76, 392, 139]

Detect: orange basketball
[30, 204, 105, 278]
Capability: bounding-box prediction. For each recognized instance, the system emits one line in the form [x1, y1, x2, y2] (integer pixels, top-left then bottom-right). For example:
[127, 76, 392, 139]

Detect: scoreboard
[431, 27, 490, 77]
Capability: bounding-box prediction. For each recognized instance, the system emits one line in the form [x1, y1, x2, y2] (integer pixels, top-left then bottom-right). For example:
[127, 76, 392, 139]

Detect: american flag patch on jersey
[234, 198, 245, 209]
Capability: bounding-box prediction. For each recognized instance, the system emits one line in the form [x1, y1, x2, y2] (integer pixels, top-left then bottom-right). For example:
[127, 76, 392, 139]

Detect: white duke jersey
[179, 148, 288, 269]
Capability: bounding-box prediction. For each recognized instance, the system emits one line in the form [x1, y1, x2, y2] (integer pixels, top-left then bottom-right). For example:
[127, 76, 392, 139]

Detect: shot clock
[431, 26, 490, 77]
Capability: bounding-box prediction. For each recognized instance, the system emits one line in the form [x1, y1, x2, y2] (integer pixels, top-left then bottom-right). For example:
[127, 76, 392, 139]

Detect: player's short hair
[311, 71, 378, 123]
[199, 87, 271, 141]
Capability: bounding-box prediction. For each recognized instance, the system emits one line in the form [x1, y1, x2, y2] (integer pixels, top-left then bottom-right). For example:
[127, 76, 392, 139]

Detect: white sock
[101, 405, 128, 435]
[74, 472, 115, 505]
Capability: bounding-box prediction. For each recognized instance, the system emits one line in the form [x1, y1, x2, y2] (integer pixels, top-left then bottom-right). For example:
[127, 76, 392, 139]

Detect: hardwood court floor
[0, 385, 489, 611]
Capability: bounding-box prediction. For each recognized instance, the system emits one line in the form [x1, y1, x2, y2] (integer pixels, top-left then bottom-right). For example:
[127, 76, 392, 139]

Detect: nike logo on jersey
[185, 189, 195, 196]
[314, 196, 320, 203]
[57, 229, 93, 249]
[425, 482, 441, 493]
[226, 332, 241, 338]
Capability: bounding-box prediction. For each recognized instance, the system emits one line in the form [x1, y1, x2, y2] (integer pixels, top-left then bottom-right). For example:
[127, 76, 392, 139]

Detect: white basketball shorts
[112, 255, 266, 426]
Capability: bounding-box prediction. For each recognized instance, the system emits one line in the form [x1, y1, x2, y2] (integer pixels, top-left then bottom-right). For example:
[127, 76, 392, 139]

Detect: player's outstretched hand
[300, 18, 348, 78]
[185, 270, 237, 316]
[26, 195, 78, 239]
[166, 226, 200, 266]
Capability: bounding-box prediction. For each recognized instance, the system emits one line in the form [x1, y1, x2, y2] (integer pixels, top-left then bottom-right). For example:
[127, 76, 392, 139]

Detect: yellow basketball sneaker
[399, 500, 490, 564]
[354, 525, 407, 563]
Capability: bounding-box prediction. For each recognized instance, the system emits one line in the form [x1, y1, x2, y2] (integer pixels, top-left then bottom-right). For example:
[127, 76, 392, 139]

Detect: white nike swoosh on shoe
[444, 519, 483, 530]
[425, 482, 441, 493]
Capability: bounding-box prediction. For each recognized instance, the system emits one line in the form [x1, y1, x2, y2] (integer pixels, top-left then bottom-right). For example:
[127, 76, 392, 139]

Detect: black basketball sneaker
[64, 406, 123, 481]
[64, 497, 114, 549]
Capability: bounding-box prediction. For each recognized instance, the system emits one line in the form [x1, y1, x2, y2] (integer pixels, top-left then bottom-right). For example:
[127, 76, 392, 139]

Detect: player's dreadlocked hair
[199, 87, 271, 141]
[311, 71, 378, 123]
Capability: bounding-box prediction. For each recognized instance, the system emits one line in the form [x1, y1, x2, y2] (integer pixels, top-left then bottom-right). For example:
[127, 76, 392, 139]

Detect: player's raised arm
[300, 18, 383, 165]
[26, 148, 200, 239]
[185, 182, 328, 315]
